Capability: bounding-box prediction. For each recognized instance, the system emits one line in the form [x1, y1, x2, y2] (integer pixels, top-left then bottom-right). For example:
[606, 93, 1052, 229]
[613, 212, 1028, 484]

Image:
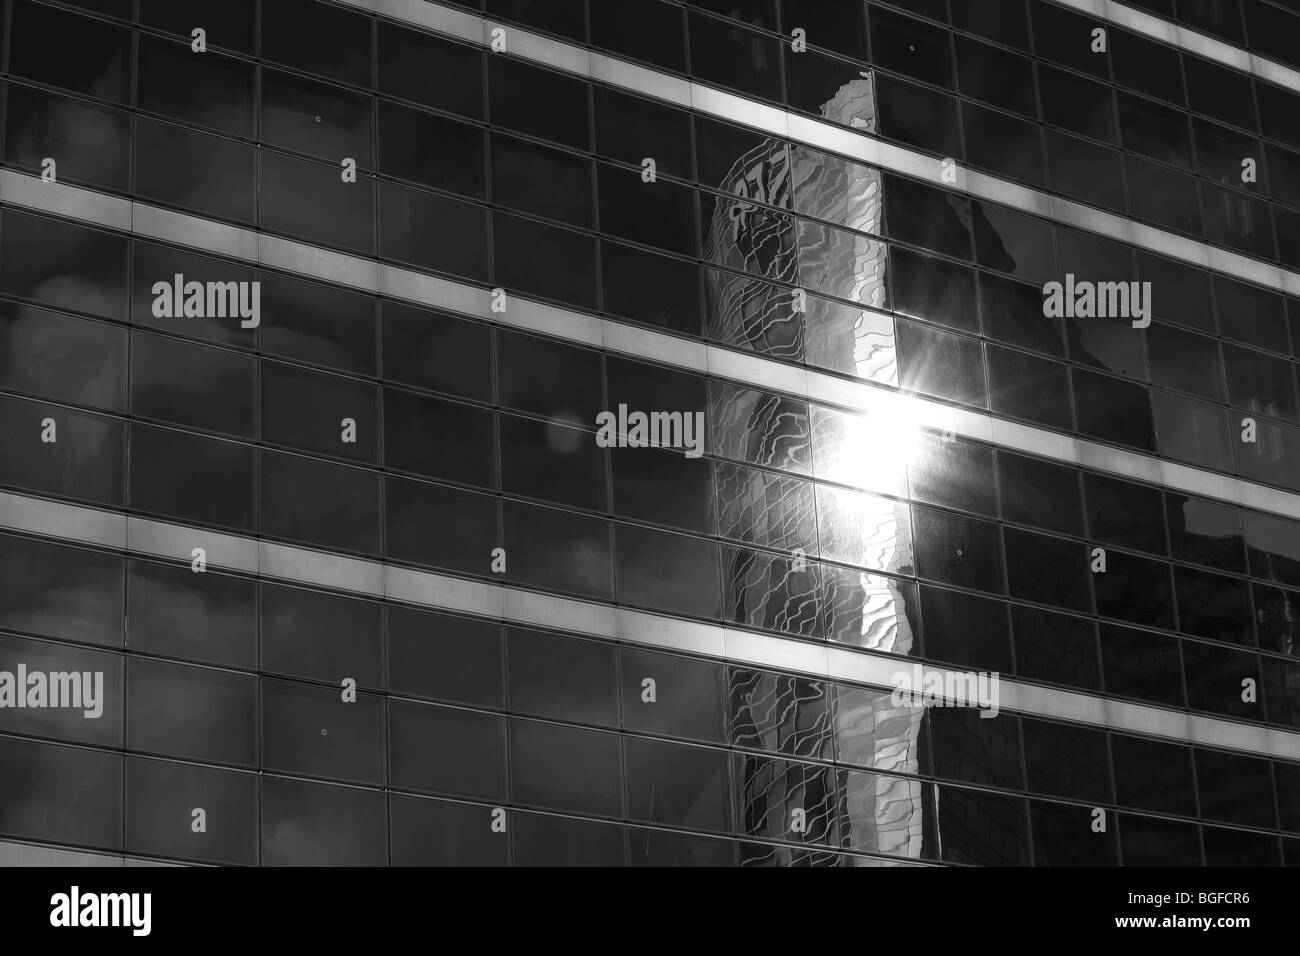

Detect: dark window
[620, 648, 726, 743]
[502, 500, 613, 600]
[615, 523, 722, 619]
[493, 134, 592, 227]
[1085, 473, 1166, 554]
[1004, 527, 1090, 612]
[261, 0, 370, 87]
[507, 628, 618, 727]
[1182, 640, 1260, 718]
[913, 508, 1004, 595]
[260, 151, 368, 250]
[1099, 623, 1184, 706]
[929, 708, 1023, 790]
[602, 242, 702, 335]
[961, 102, 1046, 188]
[1111, 734, 1195, 815]
[390, 796, 508, 866]
[511, 719, 623, 816]
[1166, 493, 1246, 573]
[890, 247, 978, 332]
[136, 118, 256, 224]
[261, 450, 380, 555]
[261, 777, 386, 866]
[870, 5, 952, 87]
[385, 388, 495, 487]
[4, 84, 130, 192]
[688, 10, 782, 101]
[611, 445, 714, 533]
[131, 241, 254, 347]
[955, 35, 1033, 115]
[920, 585, 1012, 673]
[1012, 605, 1099, 690]
[0, 394, 123, 507]
[498, 331, 603, 423]
[1039, 64, 1115, 142]
[493, 212, 597, 310]
[384, 475, 496, 575]
[1196, 749, 1276, 828]
[262, 68, 372, 167]
[1184, 53, 1256, 130]
[125, 757, 257, 866]
[1119, 813, 1200, 866]
[1118, 92, 1191, 167]
[0, 737, 120, 850]
[261, 583, 383, 688]
[262, 679, 384, 785]
[486, 0, 585, 40]
[1111, 28, 1183, 104]
[1126, 156, 1202, 234]
[389, 700, 506, 799]
[130, 423, 254, 531]
[598, 163, 696, 255]
[126, 657, 257, 766]
[262, 362, 376, 462]
[128, 559, 256, 668]
[1072, 368, 1156, 451]
[9, 1, 129, 102]
[381, 303, 491, 403]
[488, 57, 590, 149]
[979, 272, 1064, 357]
[260, 272, 376, 376]
[1, 211, 127, 321]
[593, 87, 692, 178]
[1146, 322, 1223, 401]
[0, 304, 126, 411]
[1151, 391, 1233, 473]
[590, 0, 687, 72]
[140, 0, 254, 54]
[379, 181, 489, 279]
[874, 74, 961, 158]
[378, 22, 483, 118]
[387, 606, 503, 709]
[986, 346, 1072, 432]
[0, 535, 122, 647]
[998, 452, 1083, 536]
[130, 332, 254, 438]
[882, 176, 972, 262]
[936, 785, 1029, 866]
[1022, 718, 1111, 802]
[625, 737, 731, 832]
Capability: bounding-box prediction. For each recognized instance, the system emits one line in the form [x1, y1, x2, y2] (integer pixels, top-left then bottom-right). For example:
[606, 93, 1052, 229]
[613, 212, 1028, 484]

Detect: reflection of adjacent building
[702, 75, 927, 863]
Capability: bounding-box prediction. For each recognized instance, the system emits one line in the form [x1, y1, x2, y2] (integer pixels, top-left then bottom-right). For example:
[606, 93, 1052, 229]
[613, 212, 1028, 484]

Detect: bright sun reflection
[823, 402, 926, 495]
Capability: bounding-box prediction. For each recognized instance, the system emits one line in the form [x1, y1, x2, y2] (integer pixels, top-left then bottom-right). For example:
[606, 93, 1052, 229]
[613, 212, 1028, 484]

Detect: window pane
[387, 606, 503, 709]
[138, 36, 253, 137]
[0, 534, 123, 647]
[389, 699, 505, 799]
[378, 22, 482, 119]
[9, 1, 129, 102]
[261, 583, 383, 688]
[510, 719, 623, 816]
[126, 657, 257, 766]
[385, 476, 496, 574]
[0, 304, 126, 411]
[262, 362, 377, 462]
[128, 558, 256, 668]
[135, 117, 255, 224]
[260, 151, 372, 253]
[261, 450, 380, 554]
[381, 303, 491, 402]
[130, 331, 254, 438]
[130, 423, 254, 531]
[262, 0, 371, 87]
[0, 393, 123, 506]
[125, 757, 257, 866]
[260, 272, 376, 376]
[261, 776, 386, 866]
[378, 101, 484, 199]
[262, 68, 372, 166]
[4, 83, 130, 192]
[507, 628, 618, 726]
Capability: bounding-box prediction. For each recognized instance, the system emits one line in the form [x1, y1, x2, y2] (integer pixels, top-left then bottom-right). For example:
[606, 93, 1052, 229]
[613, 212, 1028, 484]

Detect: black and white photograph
[0, 0, 1294, 935]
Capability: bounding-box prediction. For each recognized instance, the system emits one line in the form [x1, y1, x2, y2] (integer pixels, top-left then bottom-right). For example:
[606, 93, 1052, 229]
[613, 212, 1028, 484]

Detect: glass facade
[0, 0, 1297, 866]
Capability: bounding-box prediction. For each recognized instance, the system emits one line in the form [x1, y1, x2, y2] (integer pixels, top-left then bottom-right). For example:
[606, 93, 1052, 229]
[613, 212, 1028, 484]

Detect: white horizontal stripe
[5, 166, 1300, 523]
[1, 485, 1297, 763]
[330, 0, 1300, 299]
[1061, 0, 1300, 93]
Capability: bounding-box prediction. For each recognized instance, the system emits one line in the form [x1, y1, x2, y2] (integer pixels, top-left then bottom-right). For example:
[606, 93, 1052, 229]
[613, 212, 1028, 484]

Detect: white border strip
[5, 168, 1300, 523]
[1062, 0, 1300, 93]
[336, 0, 1300, 298]
[2, 485, 1298, 763]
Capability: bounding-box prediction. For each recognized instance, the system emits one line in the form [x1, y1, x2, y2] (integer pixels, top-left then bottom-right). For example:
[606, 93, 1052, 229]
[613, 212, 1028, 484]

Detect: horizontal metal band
[2, 484, 1297, 763]
[1059, 0, 1300, 93]
[4, 167, 1300, 524]
[334, 0, 1300, 299]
